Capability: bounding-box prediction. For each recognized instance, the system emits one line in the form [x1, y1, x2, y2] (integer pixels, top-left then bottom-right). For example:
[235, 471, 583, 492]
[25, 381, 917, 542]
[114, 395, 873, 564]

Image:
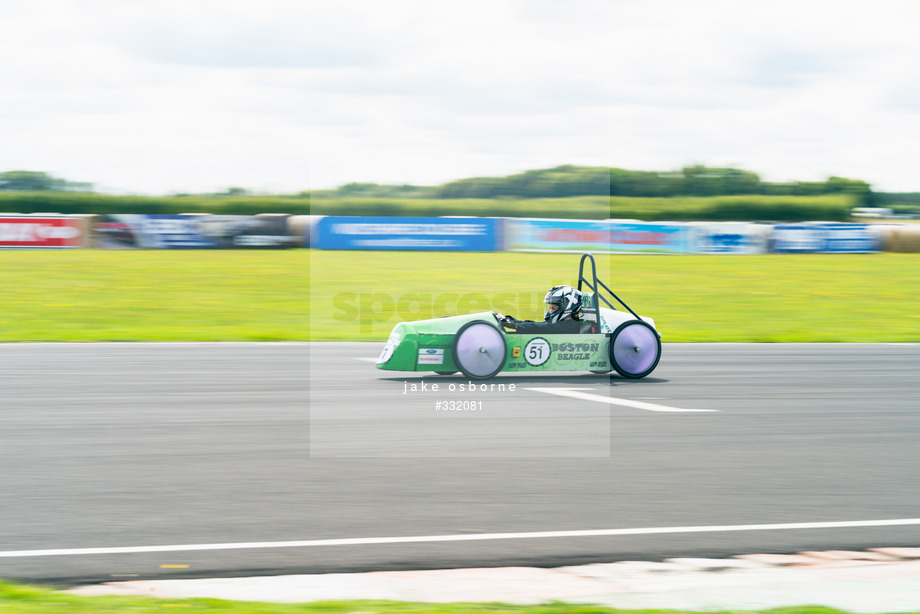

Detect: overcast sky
[2, 0, 919, 194]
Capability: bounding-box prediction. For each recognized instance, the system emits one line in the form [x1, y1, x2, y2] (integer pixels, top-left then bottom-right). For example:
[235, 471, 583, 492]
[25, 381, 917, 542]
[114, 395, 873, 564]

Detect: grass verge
[0, 580, 905, 614]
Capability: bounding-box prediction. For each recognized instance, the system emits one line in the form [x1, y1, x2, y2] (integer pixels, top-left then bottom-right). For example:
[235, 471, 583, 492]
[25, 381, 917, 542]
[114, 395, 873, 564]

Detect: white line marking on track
[354, 358, 379, 363]
[3, 519, 919, 558]
[526, 387, 718, 413]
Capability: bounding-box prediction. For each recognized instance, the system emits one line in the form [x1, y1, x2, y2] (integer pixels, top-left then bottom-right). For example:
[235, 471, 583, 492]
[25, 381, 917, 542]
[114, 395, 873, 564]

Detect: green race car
[376, 253, 661, 380]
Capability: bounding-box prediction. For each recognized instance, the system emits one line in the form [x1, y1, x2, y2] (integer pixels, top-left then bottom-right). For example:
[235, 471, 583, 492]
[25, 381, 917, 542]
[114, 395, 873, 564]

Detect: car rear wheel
[451, 321, 507, 380]
[609, 320, 661, 379]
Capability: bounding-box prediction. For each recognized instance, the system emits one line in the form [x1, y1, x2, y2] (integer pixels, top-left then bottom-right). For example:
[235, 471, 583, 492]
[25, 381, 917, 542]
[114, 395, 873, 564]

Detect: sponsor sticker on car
[417, 348, 445, 364]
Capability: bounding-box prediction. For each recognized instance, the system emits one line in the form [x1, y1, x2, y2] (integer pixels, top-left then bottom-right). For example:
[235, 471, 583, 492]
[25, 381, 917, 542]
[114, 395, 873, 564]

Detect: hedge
[0, 191, 853, 222]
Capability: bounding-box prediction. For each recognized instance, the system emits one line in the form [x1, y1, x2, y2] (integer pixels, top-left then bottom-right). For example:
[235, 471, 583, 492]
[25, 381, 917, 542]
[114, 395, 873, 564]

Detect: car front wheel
[451, 321, 507, 380]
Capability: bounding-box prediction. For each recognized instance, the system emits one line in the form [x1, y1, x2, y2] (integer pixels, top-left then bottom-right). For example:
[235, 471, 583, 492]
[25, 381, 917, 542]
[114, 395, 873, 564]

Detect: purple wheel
[451, 321, 507, 380]
[609, 320, 661, 379]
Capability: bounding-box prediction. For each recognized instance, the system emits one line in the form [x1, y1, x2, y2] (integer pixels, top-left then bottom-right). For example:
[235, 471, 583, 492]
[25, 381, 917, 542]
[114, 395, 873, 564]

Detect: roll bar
[577, 253, 642, 322]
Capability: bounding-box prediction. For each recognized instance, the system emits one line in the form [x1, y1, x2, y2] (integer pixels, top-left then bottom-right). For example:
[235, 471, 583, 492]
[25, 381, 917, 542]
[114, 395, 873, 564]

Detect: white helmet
[543, 285, 582, 323]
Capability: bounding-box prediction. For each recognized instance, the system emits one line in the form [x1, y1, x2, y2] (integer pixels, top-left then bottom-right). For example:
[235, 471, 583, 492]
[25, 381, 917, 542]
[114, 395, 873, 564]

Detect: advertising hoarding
[96, 215, 297, 249]
[316, 217, 499, 251]
[688, 222, 770, 254]
[770, 224, 878, 253]
[0, 216, 87, 248]
[506, 219, 690, 253]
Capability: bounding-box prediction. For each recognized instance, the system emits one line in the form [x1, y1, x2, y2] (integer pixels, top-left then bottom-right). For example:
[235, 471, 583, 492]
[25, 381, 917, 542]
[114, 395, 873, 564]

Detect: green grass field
[0, 250, 308, 341]
[310, 250, 920, 343]
[0, 249, 917, 342]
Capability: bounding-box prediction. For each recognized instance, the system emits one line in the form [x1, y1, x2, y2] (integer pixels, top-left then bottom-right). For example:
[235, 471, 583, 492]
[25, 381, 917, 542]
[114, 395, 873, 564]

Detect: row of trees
[0, 171, 93, 192]
[434, 165, 875, 203]
[0, 166, 879, 206]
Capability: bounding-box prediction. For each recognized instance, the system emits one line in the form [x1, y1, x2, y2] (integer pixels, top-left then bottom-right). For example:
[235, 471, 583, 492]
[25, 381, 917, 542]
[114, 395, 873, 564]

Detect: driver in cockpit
[499, 285, 593, 334]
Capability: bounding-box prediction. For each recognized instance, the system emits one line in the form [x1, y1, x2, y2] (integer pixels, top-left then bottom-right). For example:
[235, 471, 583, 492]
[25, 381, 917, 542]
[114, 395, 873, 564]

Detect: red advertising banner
[0, 216, 87, 248]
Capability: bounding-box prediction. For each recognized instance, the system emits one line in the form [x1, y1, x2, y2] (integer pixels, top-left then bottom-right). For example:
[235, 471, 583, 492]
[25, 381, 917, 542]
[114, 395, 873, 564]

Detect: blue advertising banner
[770, 224, 878, 253]
[507, 219, 690, 253]
[316, 217, 499, 251]
[688, 223, 769, 254]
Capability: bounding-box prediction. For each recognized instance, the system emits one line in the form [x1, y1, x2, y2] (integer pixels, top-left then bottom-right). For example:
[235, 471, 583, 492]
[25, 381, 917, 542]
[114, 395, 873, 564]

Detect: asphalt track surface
[1, 342, 918, 587]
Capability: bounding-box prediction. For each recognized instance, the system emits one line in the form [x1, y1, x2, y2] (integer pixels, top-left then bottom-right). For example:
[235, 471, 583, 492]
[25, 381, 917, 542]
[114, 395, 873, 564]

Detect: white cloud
[1, 0, 919, 193]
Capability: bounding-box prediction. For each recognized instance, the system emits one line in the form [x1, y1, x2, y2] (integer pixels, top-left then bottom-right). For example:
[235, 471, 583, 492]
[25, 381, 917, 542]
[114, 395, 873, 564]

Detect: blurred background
[2, 1, 920, 610]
